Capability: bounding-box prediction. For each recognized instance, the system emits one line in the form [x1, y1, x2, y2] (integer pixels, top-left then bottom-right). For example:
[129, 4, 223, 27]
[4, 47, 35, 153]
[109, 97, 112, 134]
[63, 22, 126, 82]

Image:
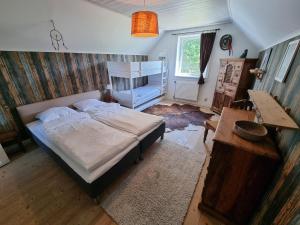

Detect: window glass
[176, 34, 206, 78]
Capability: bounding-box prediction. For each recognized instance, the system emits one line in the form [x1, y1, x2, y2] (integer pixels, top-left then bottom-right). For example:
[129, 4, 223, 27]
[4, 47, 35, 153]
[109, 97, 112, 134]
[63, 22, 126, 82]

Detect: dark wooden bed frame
[140, 122, 165, 159]
[17, 91, 165, 200]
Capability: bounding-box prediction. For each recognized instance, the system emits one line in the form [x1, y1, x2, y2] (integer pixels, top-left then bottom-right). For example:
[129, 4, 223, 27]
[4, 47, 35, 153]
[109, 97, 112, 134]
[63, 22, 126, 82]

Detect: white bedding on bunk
[86, 104, 164, 137]
[27, 121, 139, 183]
[39, 113, 138, 173]
[114, 84, 161, 107]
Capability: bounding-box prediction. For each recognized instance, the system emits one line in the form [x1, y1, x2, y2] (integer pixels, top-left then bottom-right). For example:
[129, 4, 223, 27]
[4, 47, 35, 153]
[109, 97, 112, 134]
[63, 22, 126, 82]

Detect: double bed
[16, 90, 165, 199]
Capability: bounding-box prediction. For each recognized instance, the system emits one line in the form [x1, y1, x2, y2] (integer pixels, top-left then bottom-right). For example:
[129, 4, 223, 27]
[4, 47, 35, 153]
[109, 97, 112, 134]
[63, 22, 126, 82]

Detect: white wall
[0, 0, 159, 55]
[229, 0, 300, 50]
[149, 22, 260, 107]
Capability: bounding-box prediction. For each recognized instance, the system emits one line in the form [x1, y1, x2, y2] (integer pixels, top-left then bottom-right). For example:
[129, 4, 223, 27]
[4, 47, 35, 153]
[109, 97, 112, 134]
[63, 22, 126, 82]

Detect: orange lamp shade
[131, 11, 159, 37]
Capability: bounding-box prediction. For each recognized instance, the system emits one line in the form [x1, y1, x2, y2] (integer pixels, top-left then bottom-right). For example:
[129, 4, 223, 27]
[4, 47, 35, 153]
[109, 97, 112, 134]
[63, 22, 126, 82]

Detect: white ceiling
[88, 0, 231, 30]
[229, 0, 300, 49]
[0, 0, 299, 54]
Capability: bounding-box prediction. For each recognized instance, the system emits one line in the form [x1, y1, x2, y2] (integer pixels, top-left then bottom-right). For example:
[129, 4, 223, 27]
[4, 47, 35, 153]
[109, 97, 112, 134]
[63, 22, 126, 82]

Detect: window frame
[175, 34, 207, 79]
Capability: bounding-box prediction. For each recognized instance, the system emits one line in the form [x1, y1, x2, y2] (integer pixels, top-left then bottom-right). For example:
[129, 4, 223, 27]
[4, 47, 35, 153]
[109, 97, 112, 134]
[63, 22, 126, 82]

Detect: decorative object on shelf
[49, 19, 68, 51]
[275, 39, 300, 82]
[250, 68, 265, 80]
[240, 49, 248, 58]
[250, 48, 272, 80]
[233, 120, 268, 142]
[131, 0, 159, 37]
[219, 34, 233, 56]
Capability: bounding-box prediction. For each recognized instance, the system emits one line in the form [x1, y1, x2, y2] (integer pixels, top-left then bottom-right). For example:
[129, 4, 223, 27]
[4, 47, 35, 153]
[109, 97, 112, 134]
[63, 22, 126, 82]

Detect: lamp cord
[144, 0, 146, 10]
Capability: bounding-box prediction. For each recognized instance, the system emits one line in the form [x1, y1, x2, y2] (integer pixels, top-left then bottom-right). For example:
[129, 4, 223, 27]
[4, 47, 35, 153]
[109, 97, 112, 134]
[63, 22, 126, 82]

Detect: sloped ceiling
[0, 0, 159, 55]
[229, 0, 300, 50]
[88, 0, 231, 30]
[0, 0, 298, 54]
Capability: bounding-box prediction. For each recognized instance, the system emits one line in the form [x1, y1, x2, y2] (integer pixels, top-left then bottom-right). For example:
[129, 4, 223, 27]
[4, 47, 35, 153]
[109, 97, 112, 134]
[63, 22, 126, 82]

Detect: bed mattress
[113, 84, 161, 108]
[86, 105, 164, 137]
[27, 121, 139, 183]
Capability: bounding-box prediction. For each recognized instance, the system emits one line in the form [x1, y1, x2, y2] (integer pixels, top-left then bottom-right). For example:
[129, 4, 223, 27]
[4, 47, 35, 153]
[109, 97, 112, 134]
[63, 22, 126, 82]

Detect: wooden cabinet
[199, 108, 280, 225]
[211, 58, 258, 114]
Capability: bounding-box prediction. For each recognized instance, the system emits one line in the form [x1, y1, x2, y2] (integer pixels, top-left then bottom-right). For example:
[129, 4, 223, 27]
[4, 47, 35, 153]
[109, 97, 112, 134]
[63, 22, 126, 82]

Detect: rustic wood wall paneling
[251, 36, 300, 225]
[0, 51, 147, 132]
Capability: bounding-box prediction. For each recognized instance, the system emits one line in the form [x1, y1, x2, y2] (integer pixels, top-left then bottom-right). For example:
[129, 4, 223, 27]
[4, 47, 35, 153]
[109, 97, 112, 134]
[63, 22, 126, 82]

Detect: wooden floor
[0, 131, 222, 225]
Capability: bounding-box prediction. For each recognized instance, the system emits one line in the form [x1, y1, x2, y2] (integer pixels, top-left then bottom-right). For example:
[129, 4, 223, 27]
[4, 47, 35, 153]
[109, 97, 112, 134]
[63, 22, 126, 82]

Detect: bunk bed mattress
[26, 121, 139, 183]
[114, 84, 161, 107]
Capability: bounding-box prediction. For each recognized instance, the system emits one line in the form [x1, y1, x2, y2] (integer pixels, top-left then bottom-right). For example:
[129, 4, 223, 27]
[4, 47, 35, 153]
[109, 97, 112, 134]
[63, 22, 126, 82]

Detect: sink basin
[233, 120, 268, 142]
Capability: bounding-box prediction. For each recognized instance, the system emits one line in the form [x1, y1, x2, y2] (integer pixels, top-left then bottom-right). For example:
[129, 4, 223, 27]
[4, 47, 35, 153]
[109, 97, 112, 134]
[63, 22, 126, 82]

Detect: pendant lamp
[131, 0, 159, 37]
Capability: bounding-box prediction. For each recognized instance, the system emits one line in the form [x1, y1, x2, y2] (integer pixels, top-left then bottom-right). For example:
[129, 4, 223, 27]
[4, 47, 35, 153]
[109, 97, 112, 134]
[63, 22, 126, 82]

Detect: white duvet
[43, 113, 137, 172]
[86, 104, 164, 136]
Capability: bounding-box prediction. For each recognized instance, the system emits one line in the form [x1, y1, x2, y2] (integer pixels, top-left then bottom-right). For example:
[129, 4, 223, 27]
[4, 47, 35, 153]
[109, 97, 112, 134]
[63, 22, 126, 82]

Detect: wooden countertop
[213, 107, 280, 160]
[248, 90, 299, 130]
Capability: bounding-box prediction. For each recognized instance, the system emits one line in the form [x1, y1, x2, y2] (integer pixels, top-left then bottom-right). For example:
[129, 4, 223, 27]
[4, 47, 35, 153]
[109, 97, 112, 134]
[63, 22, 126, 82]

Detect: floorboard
[0, 128, 222, 225]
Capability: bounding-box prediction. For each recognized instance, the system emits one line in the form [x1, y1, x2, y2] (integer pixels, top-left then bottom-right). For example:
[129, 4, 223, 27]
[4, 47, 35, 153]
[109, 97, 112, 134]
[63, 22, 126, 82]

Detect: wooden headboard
[16, 90, 101, 124]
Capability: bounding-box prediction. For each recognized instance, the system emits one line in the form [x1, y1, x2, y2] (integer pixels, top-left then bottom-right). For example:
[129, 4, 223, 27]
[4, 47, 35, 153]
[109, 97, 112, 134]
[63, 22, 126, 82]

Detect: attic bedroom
[0, 0, 299, 225]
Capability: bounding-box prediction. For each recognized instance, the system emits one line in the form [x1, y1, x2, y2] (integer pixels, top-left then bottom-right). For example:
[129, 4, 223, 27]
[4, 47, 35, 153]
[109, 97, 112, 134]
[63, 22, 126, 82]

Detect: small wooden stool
[203, 120, 219, 143]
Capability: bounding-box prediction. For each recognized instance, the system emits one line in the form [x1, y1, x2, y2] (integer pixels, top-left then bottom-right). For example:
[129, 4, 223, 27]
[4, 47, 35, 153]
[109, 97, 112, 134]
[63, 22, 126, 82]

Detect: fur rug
[143, 103, 214, 131]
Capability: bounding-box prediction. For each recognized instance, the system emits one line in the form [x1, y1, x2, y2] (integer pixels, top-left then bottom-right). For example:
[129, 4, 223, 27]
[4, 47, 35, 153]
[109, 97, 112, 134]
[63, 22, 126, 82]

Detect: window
[175, 34, 206, 78]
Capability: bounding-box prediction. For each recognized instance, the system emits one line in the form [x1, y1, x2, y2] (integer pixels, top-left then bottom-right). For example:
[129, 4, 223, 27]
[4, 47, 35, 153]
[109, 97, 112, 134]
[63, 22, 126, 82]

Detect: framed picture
[275, 39, 300, 82]
[260, 48, 272, 71]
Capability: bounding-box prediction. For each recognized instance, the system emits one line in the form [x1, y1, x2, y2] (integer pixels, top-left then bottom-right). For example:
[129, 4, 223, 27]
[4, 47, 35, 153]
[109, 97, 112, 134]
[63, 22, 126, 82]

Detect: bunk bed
[107, 61, 168, 111]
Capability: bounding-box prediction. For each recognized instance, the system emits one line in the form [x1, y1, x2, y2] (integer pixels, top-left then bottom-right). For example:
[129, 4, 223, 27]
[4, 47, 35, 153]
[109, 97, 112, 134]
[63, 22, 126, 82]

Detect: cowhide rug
[143, 103, 214, 131]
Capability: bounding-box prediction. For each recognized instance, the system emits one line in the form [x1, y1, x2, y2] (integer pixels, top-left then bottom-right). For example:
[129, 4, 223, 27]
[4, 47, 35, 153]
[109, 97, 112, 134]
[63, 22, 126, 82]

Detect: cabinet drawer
[231, 70, 241, 85]
[224, 85, 236, 97]
[233, 62, 243, 70]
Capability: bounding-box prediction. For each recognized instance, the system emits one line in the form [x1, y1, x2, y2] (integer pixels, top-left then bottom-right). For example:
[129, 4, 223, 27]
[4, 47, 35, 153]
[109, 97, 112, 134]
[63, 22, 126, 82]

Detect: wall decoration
[275, 39, 300, 82]
[219, 34, 233, 56]
[260, 48, 272, 71]
[49, 20, 68, 51]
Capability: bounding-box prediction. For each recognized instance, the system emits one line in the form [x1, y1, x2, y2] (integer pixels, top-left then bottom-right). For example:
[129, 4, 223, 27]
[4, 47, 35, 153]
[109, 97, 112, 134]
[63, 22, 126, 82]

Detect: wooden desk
[199, 108, 280, 225]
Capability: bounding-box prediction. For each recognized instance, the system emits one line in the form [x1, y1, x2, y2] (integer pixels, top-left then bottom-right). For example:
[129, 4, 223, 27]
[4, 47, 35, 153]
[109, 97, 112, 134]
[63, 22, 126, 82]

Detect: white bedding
[113, 84, 161, 107]
[27, 121, 139, 183]
[41, 113, 138, 173]
[85, 104, 164, 137]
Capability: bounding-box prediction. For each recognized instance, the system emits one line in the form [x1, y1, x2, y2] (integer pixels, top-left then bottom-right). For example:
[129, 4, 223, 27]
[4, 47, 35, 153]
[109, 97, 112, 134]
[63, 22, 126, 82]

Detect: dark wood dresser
[199, 107, 280, 225]
[212, 58, 258, 114]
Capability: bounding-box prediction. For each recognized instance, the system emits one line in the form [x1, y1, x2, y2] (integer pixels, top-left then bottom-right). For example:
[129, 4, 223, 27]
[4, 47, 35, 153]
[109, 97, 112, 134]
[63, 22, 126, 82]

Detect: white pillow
[73, 99, 105, 111]
[36, 107, 78, 122]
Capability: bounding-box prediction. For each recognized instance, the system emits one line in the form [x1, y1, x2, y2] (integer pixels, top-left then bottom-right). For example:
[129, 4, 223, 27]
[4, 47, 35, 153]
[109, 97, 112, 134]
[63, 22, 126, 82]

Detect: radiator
[174, 80, 199, 101]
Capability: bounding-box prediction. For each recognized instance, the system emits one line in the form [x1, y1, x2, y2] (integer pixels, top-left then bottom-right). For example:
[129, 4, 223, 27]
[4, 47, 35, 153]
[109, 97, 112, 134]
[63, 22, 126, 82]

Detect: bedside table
[0, 130, 25, 152]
